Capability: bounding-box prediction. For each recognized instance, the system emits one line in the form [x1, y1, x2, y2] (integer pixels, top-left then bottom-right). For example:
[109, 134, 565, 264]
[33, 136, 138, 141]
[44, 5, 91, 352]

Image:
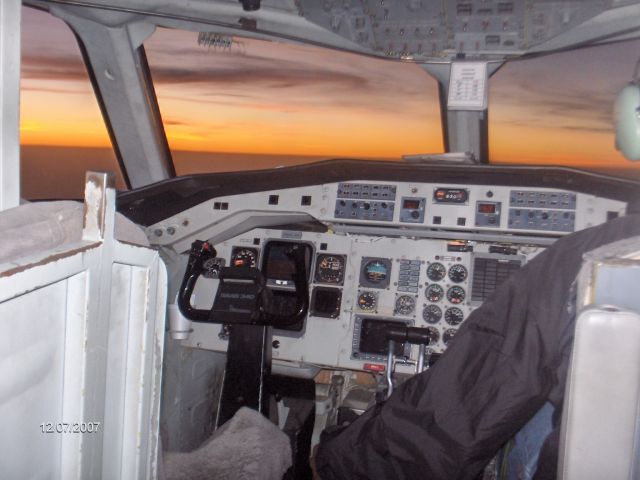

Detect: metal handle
[386, 339, 395, 398]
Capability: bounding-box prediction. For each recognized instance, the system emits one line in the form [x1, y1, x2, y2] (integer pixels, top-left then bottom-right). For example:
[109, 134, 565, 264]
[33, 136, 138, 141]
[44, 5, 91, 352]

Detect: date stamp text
[40, 422, 101, 434]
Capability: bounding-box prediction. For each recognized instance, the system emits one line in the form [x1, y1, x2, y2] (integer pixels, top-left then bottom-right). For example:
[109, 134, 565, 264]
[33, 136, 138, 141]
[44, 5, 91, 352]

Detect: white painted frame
[0, 0, 20, 211]
[0, 172, 167, 479]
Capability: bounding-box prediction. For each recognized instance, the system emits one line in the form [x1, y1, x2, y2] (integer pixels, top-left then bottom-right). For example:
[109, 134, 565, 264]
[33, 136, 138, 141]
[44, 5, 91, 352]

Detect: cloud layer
[19, 5, 640, 169]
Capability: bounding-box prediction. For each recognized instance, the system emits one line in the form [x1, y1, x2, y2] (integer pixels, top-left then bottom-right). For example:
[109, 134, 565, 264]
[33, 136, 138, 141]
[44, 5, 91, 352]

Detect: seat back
[559, 241, 640, 480]
[558, 307, 640, 480]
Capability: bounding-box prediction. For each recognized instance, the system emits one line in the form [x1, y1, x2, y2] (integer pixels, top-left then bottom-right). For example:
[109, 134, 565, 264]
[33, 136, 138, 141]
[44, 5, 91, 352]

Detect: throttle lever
[384, 325, 437, 398]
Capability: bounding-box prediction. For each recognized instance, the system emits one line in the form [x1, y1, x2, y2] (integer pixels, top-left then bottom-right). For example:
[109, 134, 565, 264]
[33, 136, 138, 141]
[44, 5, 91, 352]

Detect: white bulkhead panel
[0, 173, 167, 480]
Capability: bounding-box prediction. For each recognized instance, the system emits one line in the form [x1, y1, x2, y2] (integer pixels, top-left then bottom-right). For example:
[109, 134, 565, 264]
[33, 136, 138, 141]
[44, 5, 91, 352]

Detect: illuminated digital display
[477, 203, 497, 214]
[403, 199, 421, 209]
[434, 188, 469, 204]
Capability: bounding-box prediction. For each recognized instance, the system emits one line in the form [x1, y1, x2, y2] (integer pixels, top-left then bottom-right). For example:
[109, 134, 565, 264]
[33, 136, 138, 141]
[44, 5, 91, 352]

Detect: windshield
[144, 28, 640, 179]
[144, 28, 443, 175]
[19, 9, 640, 192]
[20, 6, 127, 199]
[490, 39, 640, 179]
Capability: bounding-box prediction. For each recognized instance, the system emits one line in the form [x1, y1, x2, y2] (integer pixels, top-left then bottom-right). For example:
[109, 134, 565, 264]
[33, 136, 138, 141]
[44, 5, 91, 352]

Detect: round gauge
[231, 248, 257, 268]
[395, 295, 416, 316]
[425, 326, 440, 345]
[427, 262, 446, 282]
[358, 291, 377, 311]
[315, 255, 345, 284]
[425, 284, 444, 302]
[422, 305, 442, 324]
[202, 257, 225, 279]
[443, 328, 458, 346]
[448, 264, 468, 283]
[364, 260, 389, 284]
[447, 286, 466, 304]
[445, 307, 464, 326]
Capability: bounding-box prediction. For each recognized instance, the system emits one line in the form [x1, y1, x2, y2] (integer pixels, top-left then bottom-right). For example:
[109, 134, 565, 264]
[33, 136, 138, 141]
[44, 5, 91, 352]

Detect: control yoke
[177, 240, 312, 431]
[178, 240, 309, 327]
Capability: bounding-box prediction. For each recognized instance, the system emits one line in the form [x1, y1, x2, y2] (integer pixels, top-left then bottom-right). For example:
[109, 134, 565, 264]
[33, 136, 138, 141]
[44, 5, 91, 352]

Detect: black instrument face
[311, 287, 342, 318]
[425, 326, 440, 344]
[427, 262, 446, 282]
[230, 247, 258, 268]
[448, 264, 468, 283]
[315, 254, 346, 285]
[262, 241, 312, 285]
[422, 304, 442, 324]
[358, 291, 377, 311]
[443, 328, 457, 346]
[202, 257, 225, 278]
[447, 286, 466, 304]
[425, 284, 444, 302]
[394, 295, 416, 316]
[445, 307, 464, 326]
[359, 318, 407, 356]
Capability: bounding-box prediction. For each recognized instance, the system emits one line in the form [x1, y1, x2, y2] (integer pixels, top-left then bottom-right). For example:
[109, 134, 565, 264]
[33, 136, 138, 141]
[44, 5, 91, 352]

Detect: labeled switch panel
[397, 259, 421, 293]
[508, 208, 575, 232]
[337, 182, 397, 200]
[335, 182, 397, 222]
[510, 190, 577, 209]
[334, 199, 395, 221]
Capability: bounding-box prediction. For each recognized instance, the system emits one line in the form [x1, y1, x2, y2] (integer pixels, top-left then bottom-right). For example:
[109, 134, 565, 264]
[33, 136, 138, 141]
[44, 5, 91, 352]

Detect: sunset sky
[19, 6, 640, 197]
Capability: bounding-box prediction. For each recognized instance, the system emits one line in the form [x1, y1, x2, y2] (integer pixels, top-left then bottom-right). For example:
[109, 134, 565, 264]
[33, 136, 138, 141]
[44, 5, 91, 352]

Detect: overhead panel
[297, 0, 623, 61]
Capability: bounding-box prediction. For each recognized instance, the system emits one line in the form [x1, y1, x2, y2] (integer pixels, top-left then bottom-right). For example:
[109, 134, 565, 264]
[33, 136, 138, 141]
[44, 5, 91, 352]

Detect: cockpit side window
[490, 39, 640, 179]
[20, 6, 127, 200]
[143, 27, 443, 175]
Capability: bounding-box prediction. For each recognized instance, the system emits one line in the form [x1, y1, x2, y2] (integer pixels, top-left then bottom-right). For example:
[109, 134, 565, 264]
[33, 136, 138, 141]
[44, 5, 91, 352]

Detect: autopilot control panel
[333, 182, 584, 233]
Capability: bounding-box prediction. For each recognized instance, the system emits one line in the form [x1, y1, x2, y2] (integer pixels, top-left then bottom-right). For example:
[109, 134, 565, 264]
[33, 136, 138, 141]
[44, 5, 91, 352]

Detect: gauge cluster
[351, 252, 474, 357]
[181, 226, 543, 373]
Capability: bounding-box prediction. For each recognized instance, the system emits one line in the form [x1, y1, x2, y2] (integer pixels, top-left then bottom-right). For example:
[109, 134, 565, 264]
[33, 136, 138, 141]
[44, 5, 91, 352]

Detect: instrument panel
[151, 173, 632, 375]
[184, 227, 537, 373]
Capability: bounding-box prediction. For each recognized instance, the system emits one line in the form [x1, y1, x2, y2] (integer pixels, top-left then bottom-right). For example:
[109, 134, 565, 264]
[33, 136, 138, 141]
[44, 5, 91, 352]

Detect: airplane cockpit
[2, 1, 640, 479]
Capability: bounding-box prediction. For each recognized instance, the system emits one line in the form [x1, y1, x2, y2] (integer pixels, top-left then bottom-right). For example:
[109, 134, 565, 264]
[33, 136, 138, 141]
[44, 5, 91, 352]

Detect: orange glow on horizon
[18, 6, 640, 178]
